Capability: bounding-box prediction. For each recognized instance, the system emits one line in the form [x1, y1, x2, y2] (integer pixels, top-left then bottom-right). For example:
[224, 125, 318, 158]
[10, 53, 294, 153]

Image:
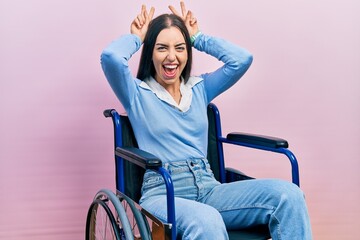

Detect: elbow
[231, 51, 253, 73]
[241, 50, 253, 69]
[246, 52, 253, 66]
[100, 49, 128, 71]
[100, 49, 114, 67]
[222, 50, 253, 79]
[100, 51, 113, 75]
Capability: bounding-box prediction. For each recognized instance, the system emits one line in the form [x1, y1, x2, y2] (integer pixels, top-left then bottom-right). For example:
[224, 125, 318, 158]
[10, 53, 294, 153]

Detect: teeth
[164, 65, 177, 69]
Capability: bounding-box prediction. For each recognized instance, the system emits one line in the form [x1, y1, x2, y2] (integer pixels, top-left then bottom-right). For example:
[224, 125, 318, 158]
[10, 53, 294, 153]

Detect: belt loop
[200, 158, 207, 168]
[163, 162, 169, 170]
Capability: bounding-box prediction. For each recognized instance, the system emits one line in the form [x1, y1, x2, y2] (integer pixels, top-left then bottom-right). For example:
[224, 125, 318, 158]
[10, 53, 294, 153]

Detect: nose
[167, 49, 176, 62]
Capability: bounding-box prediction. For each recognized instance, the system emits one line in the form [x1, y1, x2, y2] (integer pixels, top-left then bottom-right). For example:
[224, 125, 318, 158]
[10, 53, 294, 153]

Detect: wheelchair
[86, 103, 300, 240]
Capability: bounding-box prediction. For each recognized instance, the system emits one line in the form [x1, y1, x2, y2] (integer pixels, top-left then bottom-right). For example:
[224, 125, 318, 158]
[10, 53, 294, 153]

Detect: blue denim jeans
[139, 158, 312, 240]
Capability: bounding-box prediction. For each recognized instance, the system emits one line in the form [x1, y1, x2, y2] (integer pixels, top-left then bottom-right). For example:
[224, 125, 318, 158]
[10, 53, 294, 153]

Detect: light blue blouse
[101, 33, 253, 162]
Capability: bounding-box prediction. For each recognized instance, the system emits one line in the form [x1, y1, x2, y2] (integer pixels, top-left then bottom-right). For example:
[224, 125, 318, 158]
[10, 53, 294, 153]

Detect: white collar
[139, 76, 203, 112]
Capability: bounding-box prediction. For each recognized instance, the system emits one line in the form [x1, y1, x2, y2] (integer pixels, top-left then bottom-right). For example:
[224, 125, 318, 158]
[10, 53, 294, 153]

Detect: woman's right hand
[130, 5, 155, 43]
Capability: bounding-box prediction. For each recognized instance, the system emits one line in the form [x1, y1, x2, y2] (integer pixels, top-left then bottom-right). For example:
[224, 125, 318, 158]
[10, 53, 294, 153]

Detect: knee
[270, 180, 307, 210]
[281, 181, 305, 203]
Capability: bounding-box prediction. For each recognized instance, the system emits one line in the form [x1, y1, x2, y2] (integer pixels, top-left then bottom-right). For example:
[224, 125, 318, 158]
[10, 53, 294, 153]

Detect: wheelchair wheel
[86, 198, 121, 240]
[117, 191, 152, 240]
[86, 189, 135, 240]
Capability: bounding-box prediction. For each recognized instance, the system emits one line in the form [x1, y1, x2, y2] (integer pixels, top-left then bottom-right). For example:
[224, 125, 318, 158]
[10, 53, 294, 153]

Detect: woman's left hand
[130, 5, 155, 42]
[169, 1, 199, 37]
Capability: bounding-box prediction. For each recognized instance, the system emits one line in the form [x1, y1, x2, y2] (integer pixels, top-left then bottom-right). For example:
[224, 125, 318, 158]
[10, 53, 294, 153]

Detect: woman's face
[152, 26, 188, 88]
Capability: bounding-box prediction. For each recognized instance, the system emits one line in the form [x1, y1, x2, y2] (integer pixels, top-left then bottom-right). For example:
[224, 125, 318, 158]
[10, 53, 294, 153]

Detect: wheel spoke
[86, 190, 152, 240]
[86, 199, 119, 240]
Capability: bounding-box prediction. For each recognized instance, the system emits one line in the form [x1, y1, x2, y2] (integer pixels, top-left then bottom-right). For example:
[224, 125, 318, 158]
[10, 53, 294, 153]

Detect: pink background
[1, 0, 359, 239]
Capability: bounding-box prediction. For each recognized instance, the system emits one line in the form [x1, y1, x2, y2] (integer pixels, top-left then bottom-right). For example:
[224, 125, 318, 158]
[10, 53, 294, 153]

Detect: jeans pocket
[142, 172, 164, 192]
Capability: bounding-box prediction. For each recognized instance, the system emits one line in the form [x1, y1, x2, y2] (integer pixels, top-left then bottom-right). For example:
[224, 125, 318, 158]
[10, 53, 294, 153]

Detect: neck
[154, 75, 182, 104]
[165, 84, 182, 105]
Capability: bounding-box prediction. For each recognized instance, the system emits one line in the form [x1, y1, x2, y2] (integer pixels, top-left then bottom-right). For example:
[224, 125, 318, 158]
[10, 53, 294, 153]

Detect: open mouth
[163, 64, 178, 78]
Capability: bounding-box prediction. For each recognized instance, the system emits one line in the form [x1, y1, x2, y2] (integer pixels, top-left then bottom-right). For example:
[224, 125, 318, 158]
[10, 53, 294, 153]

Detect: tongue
[164, 67, 177, 78]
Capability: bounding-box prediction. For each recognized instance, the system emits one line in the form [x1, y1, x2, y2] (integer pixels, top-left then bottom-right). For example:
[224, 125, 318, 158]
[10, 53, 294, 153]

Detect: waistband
[162, 158, 209, 174]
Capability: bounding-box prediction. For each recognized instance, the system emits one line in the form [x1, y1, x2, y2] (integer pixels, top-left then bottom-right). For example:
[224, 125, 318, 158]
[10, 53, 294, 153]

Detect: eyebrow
[155, 43, 186, 47]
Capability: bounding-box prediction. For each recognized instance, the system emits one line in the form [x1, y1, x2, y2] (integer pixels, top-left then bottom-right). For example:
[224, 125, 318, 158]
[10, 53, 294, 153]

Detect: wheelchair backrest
[118, 103, 224, 203]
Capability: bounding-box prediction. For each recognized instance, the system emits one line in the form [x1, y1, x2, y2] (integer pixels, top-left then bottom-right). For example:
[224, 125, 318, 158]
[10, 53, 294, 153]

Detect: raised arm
[101, 5, 155, 109]
[195, 34, 253, 103]
[170, 1, 253, 103]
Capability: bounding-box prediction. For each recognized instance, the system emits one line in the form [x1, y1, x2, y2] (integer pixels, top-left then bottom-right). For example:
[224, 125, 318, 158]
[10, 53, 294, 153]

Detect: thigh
[201, 179, 302, 230]
[141, 195, 228, 240]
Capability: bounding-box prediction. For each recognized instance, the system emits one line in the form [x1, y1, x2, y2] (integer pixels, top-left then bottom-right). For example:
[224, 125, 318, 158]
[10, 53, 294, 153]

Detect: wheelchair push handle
[103, 109, 116, 118]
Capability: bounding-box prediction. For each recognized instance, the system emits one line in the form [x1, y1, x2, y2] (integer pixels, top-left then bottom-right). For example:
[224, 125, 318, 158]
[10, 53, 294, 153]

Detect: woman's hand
[169, 1, 199, 37]
[130, 5, 155, 42]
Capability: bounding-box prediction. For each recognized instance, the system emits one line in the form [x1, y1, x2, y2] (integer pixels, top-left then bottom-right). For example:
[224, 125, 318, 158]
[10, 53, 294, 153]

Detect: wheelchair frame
[86, 103, 300, 240]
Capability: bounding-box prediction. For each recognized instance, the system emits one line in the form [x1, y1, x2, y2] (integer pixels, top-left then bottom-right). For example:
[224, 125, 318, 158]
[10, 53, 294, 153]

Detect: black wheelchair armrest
[225, 167, 254, 182]
[227, 132, 289, 149]
[115, 146, 162, 170]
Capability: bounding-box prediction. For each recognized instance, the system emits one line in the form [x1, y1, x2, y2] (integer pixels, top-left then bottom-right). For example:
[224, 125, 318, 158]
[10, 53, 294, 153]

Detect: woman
[101, 2, 312, 239]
